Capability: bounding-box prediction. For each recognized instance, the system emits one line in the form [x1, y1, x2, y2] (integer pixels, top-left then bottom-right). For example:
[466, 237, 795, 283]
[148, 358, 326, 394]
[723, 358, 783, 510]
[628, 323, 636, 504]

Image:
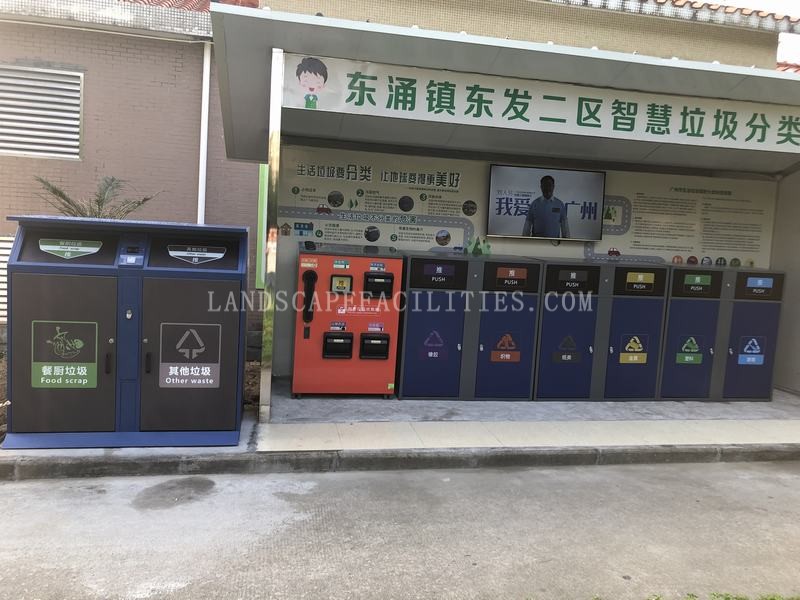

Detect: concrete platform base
[2, 412, 800, 481]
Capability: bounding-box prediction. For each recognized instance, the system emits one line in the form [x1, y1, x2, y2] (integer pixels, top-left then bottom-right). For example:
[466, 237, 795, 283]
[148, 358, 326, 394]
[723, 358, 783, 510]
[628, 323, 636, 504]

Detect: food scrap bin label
[39, 239, 102, 260]
[31, 320, 98, 388]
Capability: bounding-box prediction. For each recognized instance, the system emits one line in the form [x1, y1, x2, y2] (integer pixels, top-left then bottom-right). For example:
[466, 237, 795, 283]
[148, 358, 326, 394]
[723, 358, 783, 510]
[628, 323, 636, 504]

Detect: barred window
[0, 65, 83, 159]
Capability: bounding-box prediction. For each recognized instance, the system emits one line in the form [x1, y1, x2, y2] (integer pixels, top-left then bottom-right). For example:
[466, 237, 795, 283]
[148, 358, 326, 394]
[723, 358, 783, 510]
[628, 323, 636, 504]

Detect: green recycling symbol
[681, 337, 700, 353]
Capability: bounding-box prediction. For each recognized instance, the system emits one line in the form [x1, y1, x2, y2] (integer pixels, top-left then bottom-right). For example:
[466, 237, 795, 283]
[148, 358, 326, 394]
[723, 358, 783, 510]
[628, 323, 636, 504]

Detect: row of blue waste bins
[398, 255, 783, 401]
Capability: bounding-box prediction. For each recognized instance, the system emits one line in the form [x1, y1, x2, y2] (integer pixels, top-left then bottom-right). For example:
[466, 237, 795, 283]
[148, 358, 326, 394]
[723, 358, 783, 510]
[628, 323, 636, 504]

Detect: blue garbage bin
[3, 216, 248, 448]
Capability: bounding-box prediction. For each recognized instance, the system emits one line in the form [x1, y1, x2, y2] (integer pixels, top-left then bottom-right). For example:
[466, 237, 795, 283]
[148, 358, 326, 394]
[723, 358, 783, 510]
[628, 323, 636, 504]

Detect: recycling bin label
[491, 333, 521, 363]
[159, 323, 221, 388]
[31, 320, 98, 388]
[738, 336, 766, 366]
[619, 334, 648, 364]
[552, 335, 581, 363]
[421, 330, 448, 360]
[676, 336, 704, 364]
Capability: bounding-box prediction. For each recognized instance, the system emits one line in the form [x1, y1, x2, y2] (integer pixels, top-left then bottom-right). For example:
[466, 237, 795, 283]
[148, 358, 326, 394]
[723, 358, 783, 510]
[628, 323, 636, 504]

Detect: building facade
[0, 0, 797, 342]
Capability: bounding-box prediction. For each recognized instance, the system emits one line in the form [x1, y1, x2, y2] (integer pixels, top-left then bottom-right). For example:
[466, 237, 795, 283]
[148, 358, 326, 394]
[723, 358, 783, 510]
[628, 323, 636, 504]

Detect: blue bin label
[738, 336, 766, 366]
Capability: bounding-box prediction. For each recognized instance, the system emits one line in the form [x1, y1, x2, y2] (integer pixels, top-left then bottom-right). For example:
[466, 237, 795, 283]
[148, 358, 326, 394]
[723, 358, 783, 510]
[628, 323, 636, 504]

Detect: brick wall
[0, 22, 262, 327]
[261, 0, 778, 68]
[0, 22, 203, 232]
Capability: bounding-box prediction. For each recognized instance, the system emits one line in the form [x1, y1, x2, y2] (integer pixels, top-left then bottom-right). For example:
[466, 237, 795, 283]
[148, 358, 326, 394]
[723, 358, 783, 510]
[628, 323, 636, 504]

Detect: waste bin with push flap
[3, 216, 247, 448]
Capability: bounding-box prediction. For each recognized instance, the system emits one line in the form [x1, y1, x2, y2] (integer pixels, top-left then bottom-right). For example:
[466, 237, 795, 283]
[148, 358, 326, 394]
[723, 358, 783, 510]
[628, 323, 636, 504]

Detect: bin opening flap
[322, 332, 353, 359]
[359, 333, 390, 359]
[363, 272, 394, 298]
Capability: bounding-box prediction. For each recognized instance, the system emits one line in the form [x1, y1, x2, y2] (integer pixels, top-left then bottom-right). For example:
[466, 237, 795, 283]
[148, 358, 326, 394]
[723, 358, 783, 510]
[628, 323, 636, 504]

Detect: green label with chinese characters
[31, 321, 98, 388]
[683, 274, 711, 286]
[39, 239, 102, 260]
[676, 353, 703, 365]
[676, 336, 702, 365]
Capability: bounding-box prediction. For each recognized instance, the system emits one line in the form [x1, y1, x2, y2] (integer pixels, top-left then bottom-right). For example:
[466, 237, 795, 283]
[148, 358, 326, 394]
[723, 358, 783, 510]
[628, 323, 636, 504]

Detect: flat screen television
[487, 165, 606, 242]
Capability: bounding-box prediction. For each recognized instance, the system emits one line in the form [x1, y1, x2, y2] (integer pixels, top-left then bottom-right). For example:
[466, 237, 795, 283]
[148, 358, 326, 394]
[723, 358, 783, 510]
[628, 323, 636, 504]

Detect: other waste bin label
[31, 320, 98, 388]
[39, 239, 102, 260]
[167, 245, 227, 265]
[552, 335, 581, 363]
[159, 323, 221, 388]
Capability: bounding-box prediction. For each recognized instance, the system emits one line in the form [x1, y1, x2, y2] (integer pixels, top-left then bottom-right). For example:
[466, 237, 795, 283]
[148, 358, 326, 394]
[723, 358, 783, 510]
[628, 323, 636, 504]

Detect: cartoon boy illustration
[296, 57, 328, 110]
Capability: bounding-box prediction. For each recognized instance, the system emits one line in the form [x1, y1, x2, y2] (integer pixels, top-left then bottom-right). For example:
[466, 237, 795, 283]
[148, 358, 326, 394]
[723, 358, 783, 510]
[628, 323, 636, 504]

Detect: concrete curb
[3, 443, 800, 481]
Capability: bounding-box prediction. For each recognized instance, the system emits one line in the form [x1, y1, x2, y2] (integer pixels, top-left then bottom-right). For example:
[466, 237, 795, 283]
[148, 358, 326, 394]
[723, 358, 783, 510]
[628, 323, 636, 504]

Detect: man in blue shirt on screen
[522, 175, 571, 239]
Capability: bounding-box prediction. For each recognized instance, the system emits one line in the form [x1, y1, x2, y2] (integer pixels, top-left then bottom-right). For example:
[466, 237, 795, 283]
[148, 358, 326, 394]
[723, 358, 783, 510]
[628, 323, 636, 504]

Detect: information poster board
[596, 172, 776, 267]
[277, 145, 487, 254]
[273, 145, 775, 268]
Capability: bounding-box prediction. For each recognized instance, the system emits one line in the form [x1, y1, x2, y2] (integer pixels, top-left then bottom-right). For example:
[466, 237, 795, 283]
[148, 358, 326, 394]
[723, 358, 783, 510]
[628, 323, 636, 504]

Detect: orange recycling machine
[291, 243, 404, 397]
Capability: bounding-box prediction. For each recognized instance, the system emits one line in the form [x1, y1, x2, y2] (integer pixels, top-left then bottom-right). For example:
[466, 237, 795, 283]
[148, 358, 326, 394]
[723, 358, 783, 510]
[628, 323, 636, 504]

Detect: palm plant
[34, 176, 158, 219]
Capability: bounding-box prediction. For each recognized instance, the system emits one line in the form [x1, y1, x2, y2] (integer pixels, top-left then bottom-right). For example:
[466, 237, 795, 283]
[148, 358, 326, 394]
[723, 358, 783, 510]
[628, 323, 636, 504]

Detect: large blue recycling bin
[474, 260, 541, 399]
[603, 266, 668, 399]
[722, 272, 784, 400]
[399, 255, 469, 398]
[660, 268, 723, 399]
[535, 262, 601, 399]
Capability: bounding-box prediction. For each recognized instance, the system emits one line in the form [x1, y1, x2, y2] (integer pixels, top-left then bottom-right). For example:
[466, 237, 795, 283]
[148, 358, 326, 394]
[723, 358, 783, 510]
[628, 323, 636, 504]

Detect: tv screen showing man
[487, 165, 606, 242]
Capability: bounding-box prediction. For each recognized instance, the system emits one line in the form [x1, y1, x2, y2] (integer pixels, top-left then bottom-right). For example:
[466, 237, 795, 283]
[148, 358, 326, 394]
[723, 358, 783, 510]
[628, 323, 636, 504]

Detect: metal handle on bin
[609, 346, 614, 354]
[479, 343, 484, 352]
[145, 351, 152, 374]
[105, 353, 112, 375]
[710, 347, 715, 356]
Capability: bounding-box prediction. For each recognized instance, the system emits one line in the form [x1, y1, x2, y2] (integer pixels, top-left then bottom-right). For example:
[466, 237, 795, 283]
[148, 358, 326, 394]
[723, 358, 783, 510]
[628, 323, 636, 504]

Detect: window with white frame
[0, 65, 83, 160]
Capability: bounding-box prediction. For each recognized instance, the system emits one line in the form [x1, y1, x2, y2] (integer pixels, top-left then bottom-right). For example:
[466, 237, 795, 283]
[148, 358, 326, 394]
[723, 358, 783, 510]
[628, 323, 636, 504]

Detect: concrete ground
[2, 463, 800, 600]
[271, 379, 800, 424]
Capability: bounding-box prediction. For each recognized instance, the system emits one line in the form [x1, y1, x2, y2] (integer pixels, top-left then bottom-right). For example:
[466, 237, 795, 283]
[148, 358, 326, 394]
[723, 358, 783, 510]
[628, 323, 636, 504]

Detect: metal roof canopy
[211, 4, 800, 176]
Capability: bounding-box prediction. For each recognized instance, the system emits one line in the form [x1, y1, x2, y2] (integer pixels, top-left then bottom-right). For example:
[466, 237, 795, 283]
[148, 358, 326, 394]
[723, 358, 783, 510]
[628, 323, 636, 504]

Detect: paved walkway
[260, 382, 800, 452]
[257, 418, 800, 451]
[271, 380, 800, 423]
[5, 390, 800, 480]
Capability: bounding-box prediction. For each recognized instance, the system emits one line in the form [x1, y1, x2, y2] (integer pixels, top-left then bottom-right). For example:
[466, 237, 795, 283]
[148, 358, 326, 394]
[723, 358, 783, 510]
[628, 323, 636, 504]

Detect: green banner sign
[284, 54, 800, 154]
